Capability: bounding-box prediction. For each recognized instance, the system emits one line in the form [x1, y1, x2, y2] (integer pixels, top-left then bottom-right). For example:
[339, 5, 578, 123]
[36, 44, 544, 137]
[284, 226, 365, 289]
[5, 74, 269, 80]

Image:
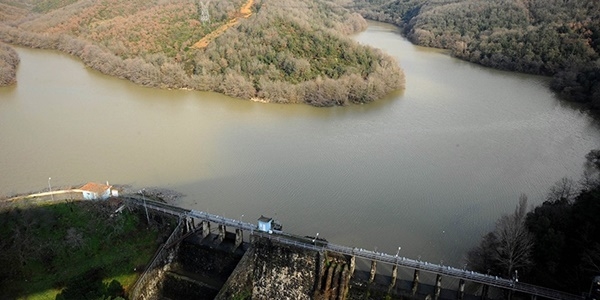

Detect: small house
[79, 182, 118, 200]
[257, 215, 273, 232]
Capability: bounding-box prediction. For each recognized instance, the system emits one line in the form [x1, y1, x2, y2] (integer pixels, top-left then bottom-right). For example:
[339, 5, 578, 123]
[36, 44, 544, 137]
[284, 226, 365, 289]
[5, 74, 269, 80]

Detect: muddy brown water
[1, 21, 599, 267]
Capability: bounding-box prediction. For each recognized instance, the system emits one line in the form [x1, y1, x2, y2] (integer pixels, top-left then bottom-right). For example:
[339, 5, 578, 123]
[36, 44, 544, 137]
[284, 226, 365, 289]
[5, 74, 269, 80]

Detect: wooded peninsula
[1, 0, 598, 106]
[0, 0, 404, 106]
[354, 0, 600, 106]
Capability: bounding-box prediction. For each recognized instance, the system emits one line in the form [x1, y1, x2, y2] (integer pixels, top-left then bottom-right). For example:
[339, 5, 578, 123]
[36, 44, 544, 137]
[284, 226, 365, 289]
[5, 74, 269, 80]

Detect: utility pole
[48, 177, 54, 201]
[199, 0, 210, 23]
[142, 189, 150, 225]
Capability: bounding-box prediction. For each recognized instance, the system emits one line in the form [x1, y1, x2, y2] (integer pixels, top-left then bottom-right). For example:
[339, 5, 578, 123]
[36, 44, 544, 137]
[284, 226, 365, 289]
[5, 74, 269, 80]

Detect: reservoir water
[1, 21, 599, 266]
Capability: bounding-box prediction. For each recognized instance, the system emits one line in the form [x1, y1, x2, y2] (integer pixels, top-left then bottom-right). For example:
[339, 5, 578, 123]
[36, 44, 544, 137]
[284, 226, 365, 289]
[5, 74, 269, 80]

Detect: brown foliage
[0, 3, 30, 24]
[0, 0, 405, 106]
[218, 72, 256, 99]
[0, 41, 19, 86]
[354, 0, 600, 104]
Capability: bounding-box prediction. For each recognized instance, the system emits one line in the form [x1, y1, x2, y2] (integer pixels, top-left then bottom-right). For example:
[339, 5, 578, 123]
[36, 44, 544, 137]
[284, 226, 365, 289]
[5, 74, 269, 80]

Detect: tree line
[0, 0, 405, 106]
[352, 0, 600, 106]
[0, 42, 19, 86]
[467, 151, 600, 295]
[195, 0, 404, 105]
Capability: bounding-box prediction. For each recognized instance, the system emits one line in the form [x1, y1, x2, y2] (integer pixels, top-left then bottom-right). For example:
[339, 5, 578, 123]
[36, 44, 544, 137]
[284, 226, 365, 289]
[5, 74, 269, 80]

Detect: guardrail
[123, 196, 583, 300]
[129, 217, 184, 299]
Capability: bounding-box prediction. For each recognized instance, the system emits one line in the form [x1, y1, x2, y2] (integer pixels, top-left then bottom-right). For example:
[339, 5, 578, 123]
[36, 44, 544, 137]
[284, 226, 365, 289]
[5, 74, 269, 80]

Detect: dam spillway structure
[122, 195, 584, 300]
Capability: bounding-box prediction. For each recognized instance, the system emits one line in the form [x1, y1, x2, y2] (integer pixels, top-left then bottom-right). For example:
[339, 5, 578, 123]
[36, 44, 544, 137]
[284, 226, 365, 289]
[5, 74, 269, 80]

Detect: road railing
[123, 197, 583, 300]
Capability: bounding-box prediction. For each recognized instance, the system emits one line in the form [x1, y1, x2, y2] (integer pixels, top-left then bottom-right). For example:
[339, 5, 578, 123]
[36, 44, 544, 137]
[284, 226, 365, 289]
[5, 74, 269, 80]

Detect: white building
[79, 182, 118, 200]
[257, 215, 273, 232]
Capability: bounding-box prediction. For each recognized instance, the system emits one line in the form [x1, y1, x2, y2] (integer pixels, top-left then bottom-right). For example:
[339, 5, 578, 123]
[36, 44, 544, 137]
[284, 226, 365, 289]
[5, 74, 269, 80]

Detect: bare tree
[468, 194, 534, 278]
[65, 227, 84, 250]
[494, 194, 534, 277]
[581, 150, 600, 189]
[582, 243, 600, 274]
[546, 178, 578, 204]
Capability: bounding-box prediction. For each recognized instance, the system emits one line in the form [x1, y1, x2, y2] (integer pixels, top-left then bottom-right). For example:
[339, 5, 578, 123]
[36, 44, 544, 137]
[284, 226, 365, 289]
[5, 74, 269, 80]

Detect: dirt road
[192, 0, 254, 49]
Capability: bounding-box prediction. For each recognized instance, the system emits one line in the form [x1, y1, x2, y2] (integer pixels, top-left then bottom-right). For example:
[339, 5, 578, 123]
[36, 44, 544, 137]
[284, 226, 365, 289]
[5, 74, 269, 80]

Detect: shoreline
[0, 0, 405, 107]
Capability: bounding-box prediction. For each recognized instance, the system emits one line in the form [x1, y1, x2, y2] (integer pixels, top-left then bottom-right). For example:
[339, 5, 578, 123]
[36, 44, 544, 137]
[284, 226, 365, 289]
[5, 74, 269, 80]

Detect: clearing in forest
[192, 0, 254, 49]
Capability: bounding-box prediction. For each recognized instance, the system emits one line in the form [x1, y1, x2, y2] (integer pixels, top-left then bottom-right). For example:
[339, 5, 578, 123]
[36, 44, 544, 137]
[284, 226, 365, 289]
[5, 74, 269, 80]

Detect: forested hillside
[467, 151, 600, 295]
[352, 0, 600, 106]
[0, 0, 404, 106]
[0, 41, 18, 86]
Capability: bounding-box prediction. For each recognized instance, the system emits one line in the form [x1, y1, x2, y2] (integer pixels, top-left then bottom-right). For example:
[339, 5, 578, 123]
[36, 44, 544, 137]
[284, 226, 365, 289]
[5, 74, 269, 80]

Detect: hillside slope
[0, 0, 405, 106]
[353, 0, 600, 105]
[0, 41, 18, 86]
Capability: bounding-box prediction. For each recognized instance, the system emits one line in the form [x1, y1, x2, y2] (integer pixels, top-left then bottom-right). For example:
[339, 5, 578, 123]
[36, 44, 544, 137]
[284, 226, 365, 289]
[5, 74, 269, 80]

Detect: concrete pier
[324, 263, 335, 294]
[316, 253, 325, 292]
[234, 228, 243, 249]
[389, 264, 398, 289]
[201, 221, 210, 237]
[217, 224, 225, 243]
[184, 217, 195, 233]
[339, 265, 350, 300]
[458, 279, 465, 300]
[332, 264, 342, 300]
[481, 284, 489, 300]
[412, 270, 419, 296]
[434, 274, 442, 300]
[369, 260, 377, 283]
[313, 253, 353, 300]
[183, 218, 191, 233]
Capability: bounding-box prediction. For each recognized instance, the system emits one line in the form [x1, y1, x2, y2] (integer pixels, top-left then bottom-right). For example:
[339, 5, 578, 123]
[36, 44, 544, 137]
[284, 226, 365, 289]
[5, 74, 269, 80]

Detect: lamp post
[48, 177, 54, 201]
[241, 214, 244, 223]
[395, 246, 402, 257]
[312, 232, 319, 245]
[142, 189, 149, 225]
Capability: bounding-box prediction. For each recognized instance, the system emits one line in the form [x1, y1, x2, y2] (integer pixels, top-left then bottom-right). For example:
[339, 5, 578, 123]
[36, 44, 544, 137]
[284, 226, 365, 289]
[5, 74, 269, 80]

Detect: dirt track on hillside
[192, 0, 254, 49]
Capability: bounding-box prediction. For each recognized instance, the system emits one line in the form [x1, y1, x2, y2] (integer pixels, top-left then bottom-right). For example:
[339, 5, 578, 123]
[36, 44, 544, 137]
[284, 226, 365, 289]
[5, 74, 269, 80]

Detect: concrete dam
[122, 195, 582, 300]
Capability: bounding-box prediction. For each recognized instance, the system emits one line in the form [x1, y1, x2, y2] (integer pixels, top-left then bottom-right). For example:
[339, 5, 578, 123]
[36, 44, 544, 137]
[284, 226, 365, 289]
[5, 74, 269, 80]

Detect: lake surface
[2, 21, 599, 266]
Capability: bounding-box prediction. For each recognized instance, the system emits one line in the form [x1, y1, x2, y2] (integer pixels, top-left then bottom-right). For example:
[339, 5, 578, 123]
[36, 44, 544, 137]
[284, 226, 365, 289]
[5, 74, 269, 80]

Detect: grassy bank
[0, 200, 176, 299]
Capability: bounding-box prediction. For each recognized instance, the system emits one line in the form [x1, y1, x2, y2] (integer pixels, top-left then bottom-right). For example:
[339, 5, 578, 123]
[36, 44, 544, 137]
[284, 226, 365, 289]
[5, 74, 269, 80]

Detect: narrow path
[192, 0, 254, 49]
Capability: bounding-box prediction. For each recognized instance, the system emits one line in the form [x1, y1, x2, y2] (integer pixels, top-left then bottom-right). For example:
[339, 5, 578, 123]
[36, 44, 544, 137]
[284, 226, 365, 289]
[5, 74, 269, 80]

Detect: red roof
[80, 182, 111, 195]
